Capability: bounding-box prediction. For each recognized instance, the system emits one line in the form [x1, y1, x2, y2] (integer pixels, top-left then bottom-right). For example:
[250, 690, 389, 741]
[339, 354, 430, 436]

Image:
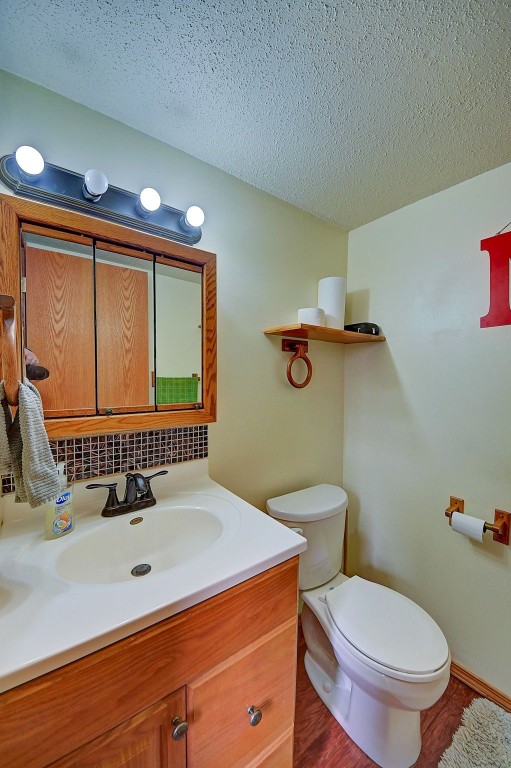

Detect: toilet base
[304, 650, 421, 768]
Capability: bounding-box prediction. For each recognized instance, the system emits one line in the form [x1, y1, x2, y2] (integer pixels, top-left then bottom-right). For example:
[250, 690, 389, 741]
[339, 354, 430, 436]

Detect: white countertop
[0, 459, 306, 693]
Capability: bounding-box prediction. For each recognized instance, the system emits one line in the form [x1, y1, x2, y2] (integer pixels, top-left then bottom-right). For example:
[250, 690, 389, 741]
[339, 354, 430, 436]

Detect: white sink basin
[56, 495, 240, 584]
[0, 459, 306, 693]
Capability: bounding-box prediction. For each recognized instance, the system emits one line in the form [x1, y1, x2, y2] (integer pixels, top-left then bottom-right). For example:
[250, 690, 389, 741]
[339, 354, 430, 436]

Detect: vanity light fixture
[82, 168, 109, 202]
[184, 205, 205, 229]
[15, 145, 45, 180]
[180, 205, 205, 233]
[0, 150, 204, 245]
[137, 187, 161, 217]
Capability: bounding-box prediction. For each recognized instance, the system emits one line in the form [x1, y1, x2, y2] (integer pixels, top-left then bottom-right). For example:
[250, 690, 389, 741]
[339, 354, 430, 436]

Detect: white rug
[438, 697, 511, 767]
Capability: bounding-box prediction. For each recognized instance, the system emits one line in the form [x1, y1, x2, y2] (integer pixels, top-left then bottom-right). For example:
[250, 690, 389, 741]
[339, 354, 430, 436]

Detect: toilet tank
[266, 485, 348, 590]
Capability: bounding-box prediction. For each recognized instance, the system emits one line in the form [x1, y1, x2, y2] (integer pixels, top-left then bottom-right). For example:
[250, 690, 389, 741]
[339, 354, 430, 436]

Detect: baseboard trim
[451, 661, 511, 712]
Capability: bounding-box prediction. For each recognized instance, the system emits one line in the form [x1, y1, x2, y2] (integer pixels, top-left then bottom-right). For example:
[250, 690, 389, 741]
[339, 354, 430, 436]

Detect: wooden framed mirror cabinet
[0, 194, 216, 438]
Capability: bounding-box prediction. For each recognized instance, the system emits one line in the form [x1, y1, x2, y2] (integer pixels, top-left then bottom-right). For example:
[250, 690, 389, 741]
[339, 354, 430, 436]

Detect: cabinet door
[25, 244, 96, 416]
[187, 622, 296, 768]
[95, 258, 151, 412]
[48, 688, 186, 768]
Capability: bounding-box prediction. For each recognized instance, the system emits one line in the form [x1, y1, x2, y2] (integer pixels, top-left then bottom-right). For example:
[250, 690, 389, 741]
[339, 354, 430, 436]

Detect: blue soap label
[56, 491, 71, 506]
[52, 514, 72, 534]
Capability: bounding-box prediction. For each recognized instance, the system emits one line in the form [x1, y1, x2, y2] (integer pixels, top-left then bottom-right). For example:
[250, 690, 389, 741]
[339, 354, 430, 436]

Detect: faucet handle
[131, 469, 168, 501]
[144, 469, 169, 483]
[86, 482, 119, 515]
[143, 470, 169, 483]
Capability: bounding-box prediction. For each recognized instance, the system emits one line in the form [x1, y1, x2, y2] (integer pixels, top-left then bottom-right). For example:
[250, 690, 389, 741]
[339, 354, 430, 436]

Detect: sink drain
[131, 563, 152, 577]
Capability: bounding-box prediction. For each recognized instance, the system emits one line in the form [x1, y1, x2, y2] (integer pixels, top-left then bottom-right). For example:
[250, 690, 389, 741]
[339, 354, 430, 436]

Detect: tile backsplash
[1, 426, 208, 494]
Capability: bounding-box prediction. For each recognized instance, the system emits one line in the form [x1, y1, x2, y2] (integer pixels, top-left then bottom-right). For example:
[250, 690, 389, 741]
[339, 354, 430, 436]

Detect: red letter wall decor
[480, 231, 511, 328]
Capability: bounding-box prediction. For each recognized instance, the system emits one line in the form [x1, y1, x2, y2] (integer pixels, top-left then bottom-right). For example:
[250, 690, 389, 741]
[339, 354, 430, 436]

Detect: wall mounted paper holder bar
[445, 496, 510, 545]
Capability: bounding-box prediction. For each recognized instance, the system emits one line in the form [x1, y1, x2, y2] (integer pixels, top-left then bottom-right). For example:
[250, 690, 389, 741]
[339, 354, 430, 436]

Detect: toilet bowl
[267, 485, 450, 768]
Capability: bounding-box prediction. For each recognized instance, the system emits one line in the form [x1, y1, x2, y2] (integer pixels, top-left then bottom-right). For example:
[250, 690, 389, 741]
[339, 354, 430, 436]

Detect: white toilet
[267, 484, 450, 768]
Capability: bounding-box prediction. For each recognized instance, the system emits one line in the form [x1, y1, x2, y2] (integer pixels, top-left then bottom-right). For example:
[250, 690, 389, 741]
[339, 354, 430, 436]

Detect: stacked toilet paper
[297, 277, 347, 328]
[318, 277, 347, 329]
[297, 307, 325, 326]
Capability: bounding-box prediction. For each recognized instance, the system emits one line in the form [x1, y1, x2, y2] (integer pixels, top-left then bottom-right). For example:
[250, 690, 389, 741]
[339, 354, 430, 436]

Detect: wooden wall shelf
[264, 324, 386, 344]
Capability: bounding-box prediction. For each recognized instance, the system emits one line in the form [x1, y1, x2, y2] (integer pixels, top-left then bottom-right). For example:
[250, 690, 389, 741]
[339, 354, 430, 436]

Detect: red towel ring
[282, 340, 313, 388]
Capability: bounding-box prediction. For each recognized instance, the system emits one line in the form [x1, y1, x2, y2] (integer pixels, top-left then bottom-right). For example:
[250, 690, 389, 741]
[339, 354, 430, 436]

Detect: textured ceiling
[1, 1, 511, 229]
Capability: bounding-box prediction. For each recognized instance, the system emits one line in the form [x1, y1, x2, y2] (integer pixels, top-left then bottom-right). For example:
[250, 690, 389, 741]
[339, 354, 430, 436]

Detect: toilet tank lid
[266, 484, 348, 521]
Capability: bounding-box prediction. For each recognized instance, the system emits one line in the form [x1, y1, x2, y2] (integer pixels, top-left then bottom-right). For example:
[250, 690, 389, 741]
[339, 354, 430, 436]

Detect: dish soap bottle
[44, 462, 74, 539]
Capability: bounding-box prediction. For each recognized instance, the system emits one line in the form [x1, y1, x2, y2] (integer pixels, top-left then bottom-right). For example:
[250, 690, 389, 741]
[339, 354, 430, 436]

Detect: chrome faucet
[86, 470, 168, 517]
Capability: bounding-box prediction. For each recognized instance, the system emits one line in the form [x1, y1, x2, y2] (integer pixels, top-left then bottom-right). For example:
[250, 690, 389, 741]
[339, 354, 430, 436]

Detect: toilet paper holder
[445, 497, 510, 545]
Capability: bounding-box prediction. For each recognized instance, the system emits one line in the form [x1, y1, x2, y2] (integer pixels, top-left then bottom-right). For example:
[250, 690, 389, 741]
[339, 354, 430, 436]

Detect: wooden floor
[293, 624, 478, 768]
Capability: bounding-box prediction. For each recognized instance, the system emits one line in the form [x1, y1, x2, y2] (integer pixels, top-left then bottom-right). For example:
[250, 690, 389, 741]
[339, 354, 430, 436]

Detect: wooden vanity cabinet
[48, 690, 187, 768]
[0, 558, 298, 768]
[187, 622, 297, 768]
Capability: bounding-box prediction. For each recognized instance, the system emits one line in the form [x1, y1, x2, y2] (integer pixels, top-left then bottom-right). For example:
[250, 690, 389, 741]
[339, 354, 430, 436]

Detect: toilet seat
[325, 576, 449, 676]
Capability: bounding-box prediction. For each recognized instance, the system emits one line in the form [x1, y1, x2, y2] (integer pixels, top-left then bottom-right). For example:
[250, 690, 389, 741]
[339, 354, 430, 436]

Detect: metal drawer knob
[171, 716, 188, 740]
[248, 705, 263, 727]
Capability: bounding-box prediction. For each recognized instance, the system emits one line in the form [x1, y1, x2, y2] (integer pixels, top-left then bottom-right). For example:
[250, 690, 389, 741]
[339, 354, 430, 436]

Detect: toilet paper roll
[297, 307, 325, 326]
[318, 277, 347, 329]
[451, 512, 485, 542]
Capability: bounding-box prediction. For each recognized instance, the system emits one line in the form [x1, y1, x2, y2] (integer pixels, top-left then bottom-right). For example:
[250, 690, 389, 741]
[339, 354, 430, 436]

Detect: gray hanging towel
[0, 381, 13, 473]
[1, 380, 60, 508]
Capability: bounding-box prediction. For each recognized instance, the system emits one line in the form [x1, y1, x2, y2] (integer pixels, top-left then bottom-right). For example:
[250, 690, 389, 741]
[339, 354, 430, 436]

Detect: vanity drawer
[187, 620, 297, 768]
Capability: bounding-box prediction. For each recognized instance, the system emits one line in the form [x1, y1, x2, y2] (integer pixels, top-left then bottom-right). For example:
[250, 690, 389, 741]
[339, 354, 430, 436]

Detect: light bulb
[138, 187, 161, 214]
[15, 146, 45, 178]
[82, 168, 108, 201]
[185, 205, 205, 228]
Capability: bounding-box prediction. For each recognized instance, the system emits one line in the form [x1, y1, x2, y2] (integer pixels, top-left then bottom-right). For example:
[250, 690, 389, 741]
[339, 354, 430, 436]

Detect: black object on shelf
[344, 322, 380, 336]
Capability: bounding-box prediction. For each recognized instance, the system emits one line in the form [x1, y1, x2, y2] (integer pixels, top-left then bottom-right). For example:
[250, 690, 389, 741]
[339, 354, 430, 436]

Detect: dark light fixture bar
[0, 152, 204, 246]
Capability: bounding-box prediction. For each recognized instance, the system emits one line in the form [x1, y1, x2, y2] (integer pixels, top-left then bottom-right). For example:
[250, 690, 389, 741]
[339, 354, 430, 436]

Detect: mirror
[155, 261, 202, 406]
[0, 194, 216, 438]
[23, 230, 96, 416]
[95, 244, 155, 412]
